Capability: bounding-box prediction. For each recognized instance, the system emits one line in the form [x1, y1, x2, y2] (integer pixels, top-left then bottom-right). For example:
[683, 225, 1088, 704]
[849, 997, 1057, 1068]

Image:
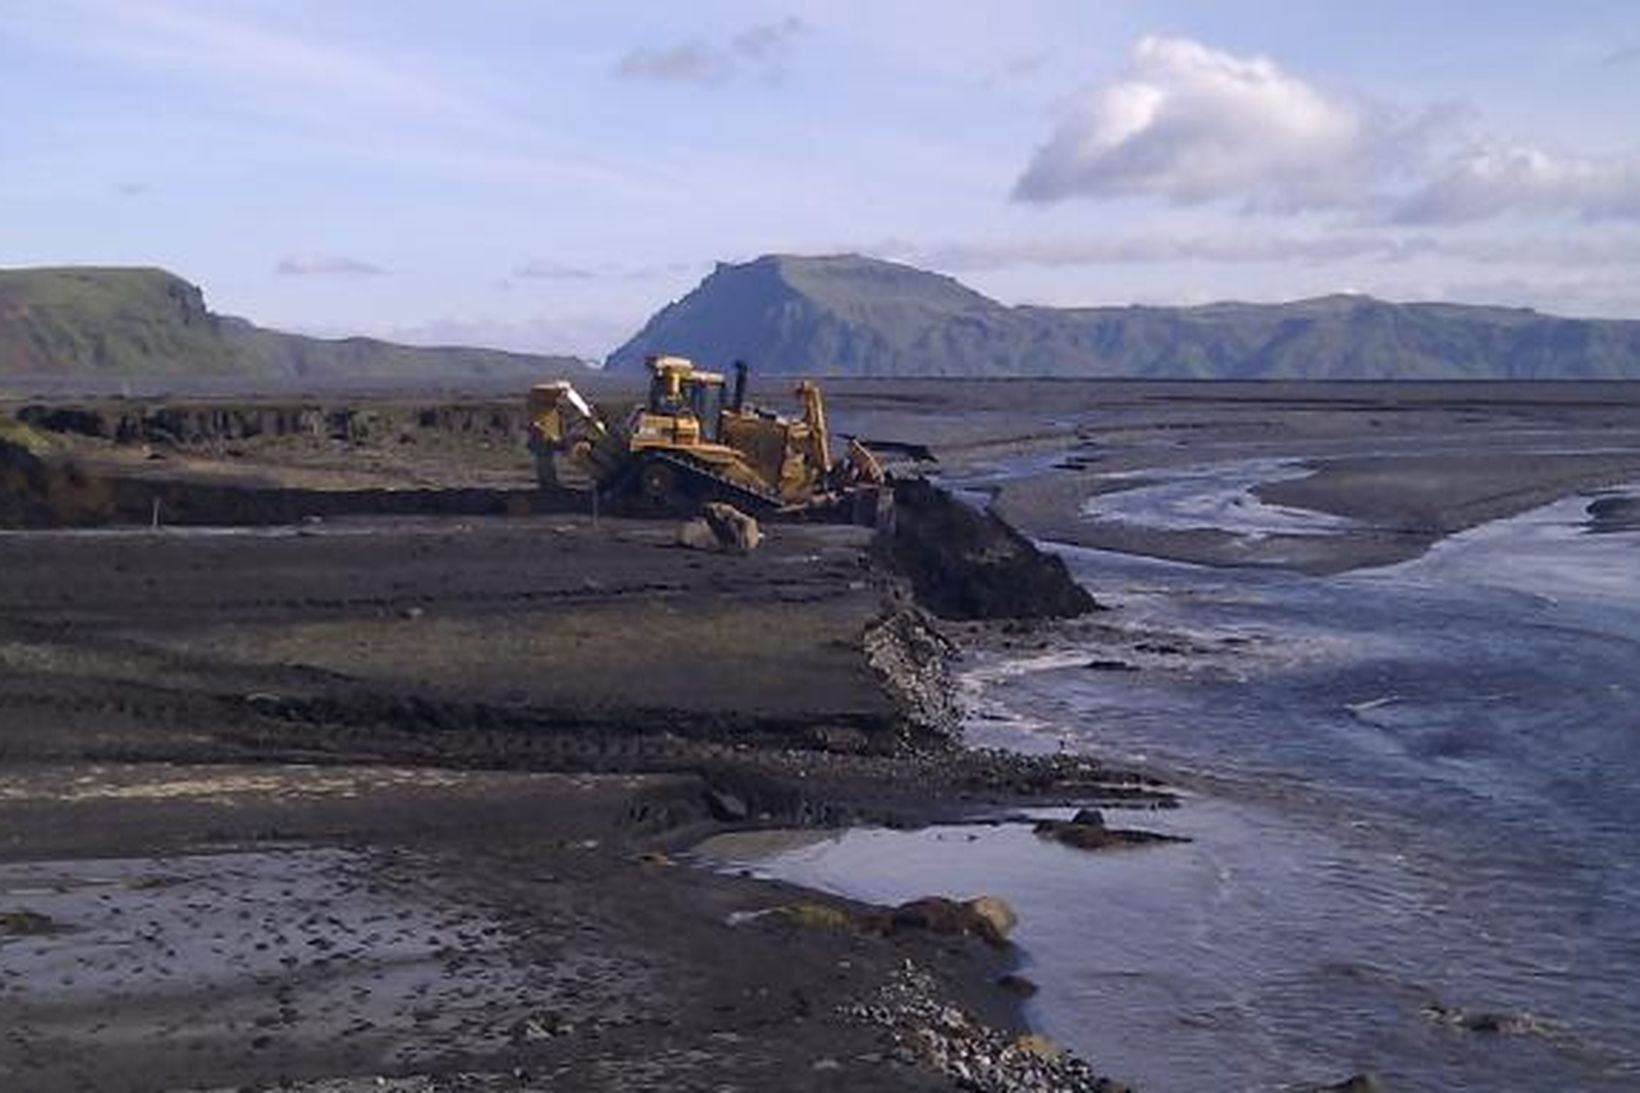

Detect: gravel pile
[844, 961, 1130, 1093]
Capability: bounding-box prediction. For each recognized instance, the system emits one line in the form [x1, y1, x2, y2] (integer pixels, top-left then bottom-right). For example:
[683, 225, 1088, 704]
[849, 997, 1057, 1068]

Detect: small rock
[126, 874, 184, 890]
[1426, 1003, 1542, 1037]
[1069, 808, 1106, 828]
[811, 724, 870, 753]
[997, 973, 1038, 998]
[1015, 1033, 1062, 1060]
[1034, 817, 1187, 851]
[1309, 1074, 1386, 1093]
[515, 1012, 574, 1040]
[778, 903, 856, 932]
[244, 692, 286, 716]
[0, 910, 55, 936]
[704, 787, 750, 822]
[400, 606, 425, 620]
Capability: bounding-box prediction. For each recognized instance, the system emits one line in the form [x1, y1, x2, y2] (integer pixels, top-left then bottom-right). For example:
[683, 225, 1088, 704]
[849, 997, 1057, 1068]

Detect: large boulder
[677, 501, 762, 553]
[965, 895, 1019, 939]
[877, 895, 1018, 947]
[1033, 809, 1189, 851]
[876, 477, 1098, 620]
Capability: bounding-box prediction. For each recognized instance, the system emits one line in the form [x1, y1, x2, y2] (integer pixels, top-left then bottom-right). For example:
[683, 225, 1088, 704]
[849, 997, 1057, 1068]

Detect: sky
[5, 0, 1640, 359]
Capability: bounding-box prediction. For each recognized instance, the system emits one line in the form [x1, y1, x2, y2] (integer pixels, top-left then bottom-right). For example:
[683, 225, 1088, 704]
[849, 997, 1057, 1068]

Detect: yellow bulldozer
[526, 355, 887, 523]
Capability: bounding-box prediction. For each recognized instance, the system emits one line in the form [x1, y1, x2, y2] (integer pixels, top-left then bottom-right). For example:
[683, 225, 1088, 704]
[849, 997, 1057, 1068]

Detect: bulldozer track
[608, 450, 784, 517]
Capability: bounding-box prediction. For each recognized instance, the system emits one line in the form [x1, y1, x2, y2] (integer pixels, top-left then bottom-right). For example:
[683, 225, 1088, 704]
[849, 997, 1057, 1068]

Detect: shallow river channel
[718, 473, 1640, 1092]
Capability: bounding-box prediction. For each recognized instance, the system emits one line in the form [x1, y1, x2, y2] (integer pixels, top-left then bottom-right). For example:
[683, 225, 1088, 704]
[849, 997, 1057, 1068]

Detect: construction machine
[526, 355, 887, 523]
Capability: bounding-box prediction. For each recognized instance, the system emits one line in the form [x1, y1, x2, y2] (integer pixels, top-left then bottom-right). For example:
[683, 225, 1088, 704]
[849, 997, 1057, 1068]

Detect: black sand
[5, 378, 1639, 1091]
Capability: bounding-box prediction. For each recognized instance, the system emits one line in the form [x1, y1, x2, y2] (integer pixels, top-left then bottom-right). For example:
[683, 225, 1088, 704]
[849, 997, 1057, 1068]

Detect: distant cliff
[608, 254, 1640, 379]
[0, 267, 584, 381]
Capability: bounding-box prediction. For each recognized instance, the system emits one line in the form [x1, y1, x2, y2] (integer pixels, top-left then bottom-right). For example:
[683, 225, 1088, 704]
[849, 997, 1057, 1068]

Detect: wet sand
[832, 380, 1640, 572]
[0, 763, 1024, 1092]
[0, 504, 1140, 1091]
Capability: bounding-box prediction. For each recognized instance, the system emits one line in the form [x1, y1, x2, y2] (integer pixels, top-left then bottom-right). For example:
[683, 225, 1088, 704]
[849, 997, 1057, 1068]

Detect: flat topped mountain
[608, 254, 1640, 380]
[0, 266, 584, 381]
[0, 267, 237, 376]
[607, 255, 1002, 376]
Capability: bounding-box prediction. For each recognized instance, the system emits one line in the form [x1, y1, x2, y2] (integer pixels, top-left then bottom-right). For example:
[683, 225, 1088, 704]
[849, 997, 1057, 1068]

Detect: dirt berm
[877, 476, 1100, 620]
[0, 419, 117, 526]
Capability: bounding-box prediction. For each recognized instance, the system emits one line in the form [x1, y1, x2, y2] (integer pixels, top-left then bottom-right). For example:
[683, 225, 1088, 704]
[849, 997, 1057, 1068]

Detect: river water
[725, 471, 1640, 1091]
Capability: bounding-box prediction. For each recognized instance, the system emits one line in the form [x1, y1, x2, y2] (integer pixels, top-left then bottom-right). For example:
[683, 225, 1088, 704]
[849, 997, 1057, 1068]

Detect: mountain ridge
[608, 254, 1640, 380]
[0, 266, 585, 381]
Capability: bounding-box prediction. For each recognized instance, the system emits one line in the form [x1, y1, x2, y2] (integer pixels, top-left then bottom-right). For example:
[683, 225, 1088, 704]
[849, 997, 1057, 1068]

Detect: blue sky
[5, 0, 1640, 358]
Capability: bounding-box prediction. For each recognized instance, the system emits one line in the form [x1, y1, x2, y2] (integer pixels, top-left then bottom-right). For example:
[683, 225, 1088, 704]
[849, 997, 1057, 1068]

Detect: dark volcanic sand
[14, 378, 1640, 574]
[0, 765, 1030, 1093]
[830, 380, 1640, 572]
[0, 511, 1143, 1092]
[7, 378, 1640, 1090]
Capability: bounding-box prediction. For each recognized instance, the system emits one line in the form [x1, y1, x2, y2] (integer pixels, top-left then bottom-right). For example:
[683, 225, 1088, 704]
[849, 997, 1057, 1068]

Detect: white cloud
[1016, 35, 1640, 223]
[1015, 36, 1370, 209]
[1436, 270, 1640, 319]
[865, 228, 1640, 272]
[1393, 144, 1640, 224]
[871, 232, 1640, 272]
[510, 259, 708, 281]
[513, 260, 597, 280]
[616, 17, 809, 86]
[276, 254, 387, 276]
[731, 17, 807, 61]
[878, 234, 1412, 270]
[615, 41, 730, 86]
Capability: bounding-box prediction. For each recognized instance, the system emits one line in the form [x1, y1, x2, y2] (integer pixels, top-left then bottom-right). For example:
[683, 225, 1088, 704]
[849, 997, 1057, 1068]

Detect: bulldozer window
[688, 383, 724, 441]
[648, 372, 683, 415]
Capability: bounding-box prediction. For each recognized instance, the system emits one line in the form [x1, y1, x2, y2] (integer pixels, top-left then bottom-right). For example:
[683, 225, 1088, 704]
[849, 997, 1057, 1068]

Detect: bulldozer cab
[646, 356, 725, 441]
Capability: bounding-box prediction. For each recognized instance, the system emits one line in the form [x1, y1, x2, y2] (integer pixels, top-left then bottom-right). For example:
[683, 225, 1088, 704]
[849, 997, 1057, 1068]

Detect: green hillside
[608, 255, 1640, 379]
[0, 267, 238, 376]
[0, 266, 584, 381]
[219, 319, 579, 381]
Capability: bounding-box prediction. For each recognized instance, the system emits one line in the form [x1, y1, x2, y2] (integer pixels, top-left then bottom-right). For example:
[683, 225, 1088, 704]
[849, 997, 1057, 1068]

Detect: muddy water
[723, 477, 1640, 1092]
